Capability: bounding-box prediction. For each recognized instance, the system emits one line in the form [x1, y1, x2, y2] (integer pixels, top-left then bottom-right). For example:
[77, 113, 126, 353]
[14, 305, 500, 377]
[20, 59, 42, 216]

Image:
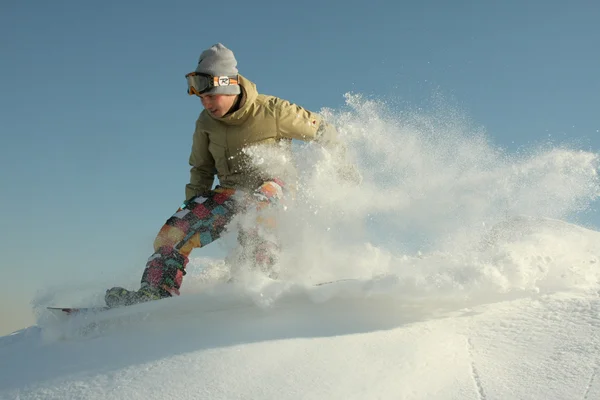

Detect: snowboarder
[105, 43, 358, 307]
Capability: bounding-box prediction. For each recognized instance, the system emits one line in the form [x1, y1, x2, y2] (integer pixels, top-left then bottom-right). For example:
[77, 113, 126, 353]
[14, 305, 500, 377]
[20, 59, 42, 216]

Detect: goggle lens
[186, 73, 211, 95]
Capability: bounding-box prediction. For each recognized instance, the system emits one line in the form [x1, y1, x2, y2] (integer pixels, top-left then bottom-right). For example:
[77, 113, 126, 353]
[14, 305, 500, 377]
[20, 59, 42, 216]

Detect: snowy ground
[2, 98, 600, 399]
[1, 218, 599, 400]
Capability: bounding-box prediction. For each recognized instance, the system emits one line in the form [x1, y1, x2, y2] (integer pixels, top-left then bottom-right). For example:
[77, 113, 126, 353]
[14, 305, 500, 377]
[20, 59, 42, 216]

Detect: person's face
[199, 93, 238, 118]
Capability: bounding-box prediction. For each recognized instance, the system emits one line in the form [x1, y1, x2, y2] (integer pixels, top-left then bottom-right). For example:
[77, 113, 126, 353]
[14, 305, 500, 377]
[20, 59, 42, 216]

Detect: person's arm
[273, 97, 322, 141]
[185, 121, 216, 201]
[275, 98, 360, 184]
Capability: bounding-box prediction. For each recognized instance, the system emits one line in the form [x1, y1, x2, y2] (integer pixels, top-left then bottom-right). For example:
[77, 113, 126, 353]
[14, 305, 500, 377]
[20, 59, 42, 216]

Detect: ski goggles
[185, 72, 239, 96]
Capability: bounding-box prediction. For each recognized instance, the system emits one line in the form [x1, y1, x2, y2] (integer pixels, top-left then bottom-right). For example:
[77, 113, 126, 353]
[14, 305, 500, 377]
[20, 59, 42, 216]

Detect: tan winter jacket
[185, 75, 333, 200]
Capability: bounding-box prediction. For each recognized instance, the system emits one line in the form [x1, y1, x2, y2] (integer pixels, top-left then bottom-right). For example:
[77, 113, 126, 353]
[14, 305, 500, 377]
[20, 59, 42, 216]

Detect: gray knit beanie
[195, 43, 241, 95]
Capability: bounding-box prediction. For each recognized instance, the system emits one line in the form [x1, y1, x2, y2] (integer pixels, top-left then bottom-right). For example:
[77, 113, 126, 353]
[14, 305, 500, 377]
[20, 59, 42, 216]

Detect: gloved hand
[336, 163, 362, 185]
[316, 122, 361, 185]
[252, 180, 285, 229]
[253, 180, 284, 204]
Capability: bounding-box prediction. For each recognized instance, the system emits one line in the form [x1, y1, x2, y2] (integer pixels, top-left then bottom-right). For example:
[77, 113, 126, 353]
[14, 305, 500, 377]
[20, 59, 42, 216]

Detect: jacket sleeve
[185, 120, 215, 201]
[275, 97, 346, 161]
[274, 97, 322, 141]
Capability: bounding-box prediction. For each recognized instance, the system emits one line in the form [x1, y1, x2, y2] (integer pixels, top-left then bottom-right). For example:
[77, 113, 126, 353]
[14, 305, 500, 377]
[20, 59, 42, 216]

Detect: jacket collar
[208, 75, 258, 126]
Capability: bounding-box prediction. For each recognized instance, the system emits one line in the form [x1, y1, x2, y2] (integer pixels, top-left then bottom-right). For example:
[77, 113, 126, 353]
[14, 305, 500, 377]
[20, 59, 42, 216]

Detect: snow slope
[3, 95, 599, 400]
[1, 217, 600, 400]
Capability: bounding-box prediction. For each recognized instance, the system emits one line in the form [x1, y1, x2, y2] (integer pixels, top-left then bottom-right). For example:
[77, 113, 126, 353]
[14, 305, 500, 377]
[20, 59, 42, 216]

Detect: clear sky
[1, 0, 599, 334]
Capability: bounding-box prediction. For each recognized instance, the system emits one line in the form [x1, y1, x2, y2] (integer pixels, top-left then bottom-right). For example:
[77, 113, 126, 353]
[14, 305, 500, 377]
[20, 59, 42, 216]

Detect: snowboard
[47, 278, 361, 315]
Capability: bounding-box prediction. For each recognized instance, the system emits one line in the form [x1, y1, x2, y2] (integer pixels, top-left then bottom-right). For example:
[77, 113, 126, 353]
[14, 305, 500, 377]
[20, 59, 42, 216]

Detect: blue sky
[1, 0, 599, 333]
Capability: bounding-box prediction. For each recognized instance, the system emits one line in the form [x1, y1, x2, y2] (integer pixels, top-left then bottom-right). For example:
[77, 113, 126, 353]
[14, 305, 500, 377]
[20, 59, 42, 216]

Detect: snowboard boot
[105, 284, 170, 308]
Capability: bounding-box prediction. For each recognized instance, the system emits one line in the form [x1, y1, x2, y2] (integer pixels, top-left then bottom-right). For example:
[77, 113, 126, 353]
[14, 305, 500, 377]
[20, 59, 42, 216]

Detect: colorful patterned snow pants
[141, 180, 284, 295]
